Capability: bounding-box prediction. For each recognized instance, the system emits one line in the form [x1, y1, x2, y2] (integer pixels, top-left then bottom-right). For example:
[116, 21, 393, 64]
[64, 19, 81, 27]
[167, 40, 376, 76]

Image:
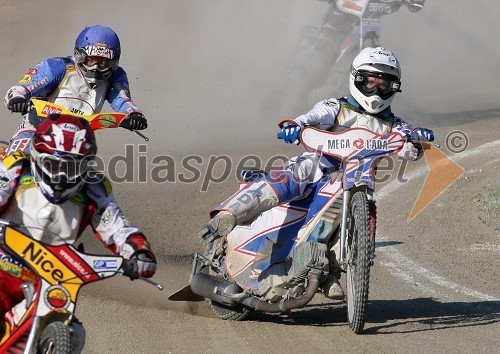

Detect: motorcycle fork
[24, 317, 41, 354]
[339, 189, 350, 266]
[339, 187, 373, 266]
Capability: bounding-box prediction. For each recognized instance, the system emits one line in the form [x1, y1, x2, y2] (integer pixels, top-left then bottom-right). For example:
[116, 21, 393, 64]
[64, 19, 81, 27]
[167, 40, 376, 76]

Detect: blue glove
[411, 128, 434, 142]
[281, 123, 301, 144]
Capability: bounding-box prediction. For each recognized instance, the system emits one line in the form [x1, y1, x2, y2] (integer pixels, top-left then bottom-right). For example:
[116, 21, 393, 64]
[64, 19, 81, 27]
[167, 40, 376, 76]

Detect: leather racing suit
[0, 152, 154, 329]
[211, 95, 424, 223]
[4, 56, 142, 154]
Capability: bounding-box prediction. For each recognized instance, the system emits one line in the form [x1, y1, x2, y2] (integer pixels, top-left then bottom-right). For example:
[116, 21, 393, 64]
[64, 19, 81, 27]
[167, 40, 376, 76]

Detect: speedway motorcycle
[170, 126, 425, 333]
[0, 97, 149, 159]
[0, 218, 163, 353]
[287, 0, 423, 105]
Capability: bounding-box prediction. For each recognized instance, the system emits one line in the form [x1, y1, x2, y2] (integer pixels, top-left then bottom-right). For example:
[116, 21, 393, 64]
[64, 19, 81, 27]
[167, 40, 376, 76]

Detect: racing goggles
[352, 68, 401, 99]
[75, 47, 119, 72]
[35, 153, 93, 183]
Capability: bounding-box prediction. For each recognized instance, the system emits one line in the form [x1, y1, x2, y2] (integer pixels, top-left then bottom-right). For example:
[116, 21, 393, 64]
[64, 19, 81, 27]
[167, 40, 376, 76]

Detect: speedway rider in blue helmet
[200, 47, 434, 301]
[4, 25, 147, 154]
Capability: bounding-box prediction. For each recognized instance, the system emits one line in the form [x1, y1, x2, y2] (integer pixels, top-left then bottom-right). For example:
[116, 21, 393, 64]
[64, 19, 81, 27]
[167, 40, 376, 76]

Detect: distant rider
[0, 115, 156, 347]
[285, 0, 425, 114]
[4, 25, 147, 154]
[200, 47, 434, 300]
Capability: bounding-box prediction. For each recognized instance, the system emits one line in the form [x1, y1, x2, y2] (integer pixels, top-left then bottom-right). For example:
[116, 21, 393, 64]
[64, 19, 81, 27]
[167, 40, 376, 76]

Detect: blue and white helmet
[349, 47, 402, 114]
[74, 25, 121, 88]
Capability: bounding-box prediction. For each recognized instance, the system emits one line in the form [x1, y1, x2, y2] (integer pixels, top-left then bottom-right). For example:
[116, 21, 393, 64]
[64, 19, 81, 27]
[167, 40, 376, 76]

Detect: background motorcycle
[170, 126, 429, 333]
[0, 219, 163, 353]
[282, 0, 424, 113]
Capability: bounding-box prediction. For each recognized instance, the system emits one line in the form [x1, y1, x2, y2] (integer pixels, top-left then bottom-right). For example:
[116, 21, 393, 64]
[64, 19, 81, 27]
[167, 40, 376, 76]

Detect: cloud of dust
[2, 0, 498, 155]
[382, 1, 500, 124]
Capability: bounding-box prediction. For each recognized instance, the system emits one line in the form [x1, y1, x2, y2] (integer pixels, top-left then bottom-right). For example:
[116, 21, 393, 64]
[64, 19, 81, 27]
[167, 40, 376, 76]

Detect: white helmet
[349, 47, 402, 114]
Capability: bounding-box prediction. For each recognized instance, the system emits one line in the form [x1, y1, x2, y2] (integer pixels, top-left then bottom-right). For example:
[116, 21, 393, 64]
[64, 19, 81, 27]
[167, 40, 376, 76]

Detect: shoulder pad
[2, 151, 29, 170]
[59, 56, 73, 64]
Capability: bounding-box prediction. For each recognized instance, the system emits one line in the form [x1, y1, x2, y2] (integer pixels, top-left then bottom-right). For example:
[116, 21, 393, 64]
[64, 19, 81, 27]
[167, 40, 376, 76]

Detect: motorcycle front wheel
[345, 191, 371, 334]
[37, 321, 72, 354]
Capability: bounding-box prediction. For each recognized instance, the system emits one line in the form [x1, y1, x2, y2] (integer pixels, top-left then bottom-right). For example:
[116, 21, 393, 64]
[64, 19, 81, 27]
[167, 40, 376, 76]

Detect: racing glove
[281, 122, 301, 144]
[7, 97, 29, 114]
[123, 250, 157, 280]
[199, 211, 236, 244]
[398, 142, 420, 161]
[411, 128, 434, 142]
[121, 112, 148, 131]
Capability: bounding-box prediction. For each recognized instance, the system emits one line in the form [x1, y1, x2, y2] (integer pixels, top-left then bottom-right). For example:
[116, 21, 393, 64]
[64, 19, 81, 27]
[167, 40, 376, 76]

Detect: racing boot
[198, 211, 236, 244]
[321, 272, 344, 300]
[322, 239, 344, 300]
[200, 179, 281, 245]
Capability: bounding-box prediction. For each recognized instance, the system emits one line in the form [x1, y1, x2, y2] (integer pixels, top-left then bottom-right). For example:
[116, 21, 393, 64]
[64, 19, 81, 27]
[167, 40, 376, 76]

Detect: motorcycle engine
[257, 242, 329, 302]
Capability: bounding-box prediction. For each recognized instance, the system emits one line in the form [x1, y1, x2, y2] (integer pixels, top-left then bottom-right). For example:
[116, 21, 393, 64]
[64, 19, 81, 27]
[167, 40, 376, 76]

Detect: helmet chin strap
[53, 190, 62, 201]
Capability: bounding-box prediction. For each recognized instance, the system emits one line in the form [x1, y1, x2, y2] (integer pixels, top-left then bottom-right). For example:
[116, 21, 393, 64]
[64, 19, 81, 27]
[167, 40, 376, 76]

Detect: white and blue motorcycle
[171, 126, 423, 333]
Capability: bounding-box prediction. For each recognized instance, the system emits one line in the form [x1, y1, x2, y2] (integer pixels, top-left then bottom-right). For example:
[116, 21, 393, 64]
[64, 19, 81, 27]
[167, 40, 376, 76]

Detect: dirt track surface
[1, 1, 499, 353]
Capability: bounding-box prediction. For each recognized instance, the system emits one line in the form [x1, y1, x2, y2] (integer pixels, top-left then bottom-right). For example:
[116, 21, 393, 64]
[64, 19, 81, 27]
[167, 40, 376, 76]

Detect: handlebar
[120, 267, 164, 290]
[277, 128, 439, 148]
[0, 218, 164, 290]
[28, 97, 150, 141]
[131, 129, 150, 142]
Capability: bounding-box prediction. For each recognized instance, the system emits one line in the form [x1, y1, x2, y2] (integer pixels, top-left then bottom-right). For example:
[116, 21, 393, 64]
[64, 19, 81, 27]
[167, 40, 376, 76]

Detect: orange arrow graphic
[408, 143, 464, 221]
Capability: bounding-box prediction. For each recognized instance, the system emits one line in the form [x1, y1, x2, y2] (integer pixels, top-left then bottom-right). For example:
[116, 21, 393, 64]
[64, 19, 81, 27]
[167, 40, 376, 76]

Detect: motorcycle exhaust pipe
[238, 271, 321, 313]
[190, 272, 243, 307]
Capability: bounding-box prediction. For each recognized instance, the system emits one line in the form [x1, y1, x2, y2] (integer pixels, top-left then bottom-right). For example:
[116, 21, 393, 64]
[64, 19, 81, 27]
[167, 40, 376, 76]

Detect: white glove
[398, 142, 420, 161]
[124, 251, 157, 279]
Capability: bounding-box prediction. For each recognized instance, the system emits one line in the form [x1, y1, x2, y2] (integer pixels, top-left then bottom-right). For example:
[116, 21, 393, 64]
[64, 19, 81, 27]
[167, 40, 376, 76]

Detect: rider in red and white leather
[0, 114, 156, 335]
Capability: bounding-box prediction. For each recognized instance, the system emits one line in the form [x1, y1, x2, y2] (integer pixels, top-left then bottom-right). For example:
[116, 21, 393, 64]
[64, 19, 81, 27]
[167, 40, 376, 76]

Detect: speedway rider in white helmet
[3, 25, 147, 155]
[199, 47, 434, 300]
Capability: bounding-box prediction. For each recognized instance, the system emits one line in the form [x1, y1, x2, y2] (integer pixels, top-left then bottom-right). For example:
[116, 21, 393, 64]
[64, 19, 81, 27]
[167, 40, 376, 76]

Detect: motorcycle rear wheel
[206, 297, 252, 321]
[346, 191, 371, 334]
[37, 321, 72, 354]
[201, 267, 252, 321]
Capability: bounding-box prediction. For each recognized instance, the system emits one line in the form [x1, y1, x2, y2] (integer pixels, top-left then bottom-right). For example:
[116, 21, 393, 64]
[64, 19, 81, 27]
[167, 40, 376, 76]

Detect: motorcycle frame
[221, 127, 404, 291]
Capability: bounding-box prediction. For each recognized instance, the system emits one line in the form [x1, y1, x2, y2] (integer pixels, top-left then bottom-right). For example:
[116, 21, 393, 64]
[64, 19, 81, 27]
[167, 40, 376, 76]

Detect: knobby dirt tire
[362, 36, 377, 49]
[346, 191, 371, 334]
[206, 298, 252, 321]
[201, 267, 252, 321]
[37, 321, 72, 354]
